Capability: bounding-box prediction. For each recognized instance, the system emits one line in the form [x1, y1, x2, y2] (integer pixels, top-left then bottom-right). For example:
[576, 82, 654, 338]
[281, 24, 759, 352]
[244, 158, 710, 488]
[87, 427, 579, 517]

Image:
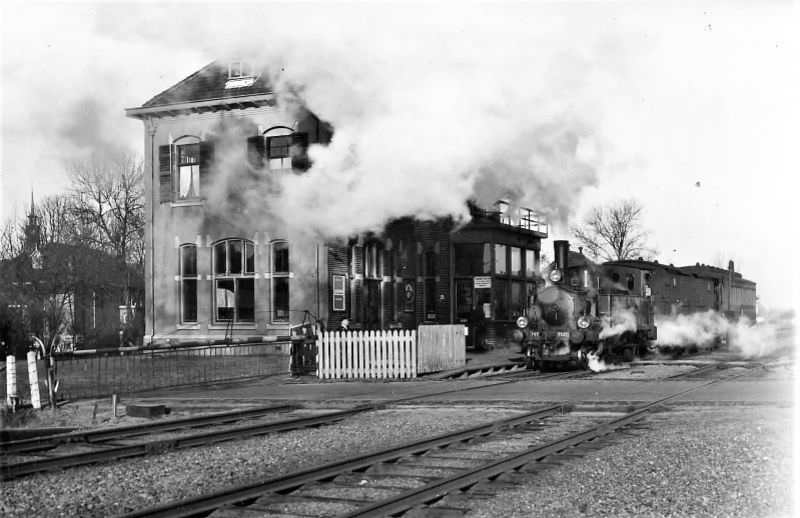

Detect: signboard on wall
[403, 280, 415, 312]
[473, 276, 491, 289]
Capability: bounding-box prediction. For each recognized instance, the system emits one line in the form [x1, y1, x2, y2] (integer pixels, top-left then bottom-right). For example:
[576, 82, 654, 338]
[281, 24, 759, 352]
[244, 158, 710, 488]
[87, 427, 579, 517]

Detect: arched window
[213, 239, 255, 322]
[179, 244, 198, 323]
[177, 139, 201, 199]
[247, 127, 310, 172]
[157, 135, 214, 203]
[272, 241, 290, 321]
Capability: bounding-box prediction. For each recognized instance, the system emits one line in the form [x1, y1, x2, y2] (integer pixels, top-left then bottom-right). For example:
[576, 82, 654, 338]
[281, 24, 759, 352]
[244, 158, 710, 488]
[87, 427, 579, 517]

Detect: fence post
[391, 330, 400, 377]
[347, 331, 354, 379]
[316, 333, 324, 379]
[396, 331, 405, 378]
[358, 331, 365, 379]
[410, 330, 417, 378]
[361, 332, 375, 379]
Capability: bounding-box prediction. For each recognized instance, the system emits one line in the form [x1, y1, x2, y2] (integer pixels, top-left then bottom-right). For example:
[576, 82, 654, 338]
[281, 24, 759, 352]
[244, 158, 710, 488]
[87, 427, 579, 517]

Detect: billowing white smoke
[192, 5, 647, 241]
[599, 309, 638, 339]
[587, 351, 626, 372]
[655, 310, 779, 359]
[655, 311, 728, 349]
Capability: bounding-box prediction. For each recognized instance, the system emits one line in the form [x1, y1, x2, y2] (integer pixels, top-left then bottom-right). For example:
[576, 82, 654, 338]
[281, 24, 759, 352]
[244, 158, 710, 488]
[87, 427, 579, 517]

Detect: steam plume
[194, 5, 644, 241]
[655, 310, 781, 359]
[587, 351, 626, 373]
[599, 309, 638, 339]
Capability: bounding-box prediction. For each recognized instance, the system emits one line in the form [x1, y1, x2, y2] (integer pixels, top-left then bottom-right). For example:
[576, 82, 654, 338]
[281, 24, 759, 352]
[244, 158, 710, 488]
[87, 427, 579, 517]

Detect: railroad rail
[116, 355, 763, 517]
[0, 404, 295, 455]
[0, 404, 378, 481]
[0, 375, 532, 481]
[115, 404, 566, 518]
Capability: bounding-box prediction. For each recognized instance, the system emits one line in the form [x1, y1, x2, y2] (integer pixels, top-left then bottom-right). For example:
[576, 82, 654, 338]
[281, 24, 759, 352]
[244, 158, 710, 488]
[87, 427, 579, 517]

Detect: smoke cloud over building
[155, 4, 648, 241]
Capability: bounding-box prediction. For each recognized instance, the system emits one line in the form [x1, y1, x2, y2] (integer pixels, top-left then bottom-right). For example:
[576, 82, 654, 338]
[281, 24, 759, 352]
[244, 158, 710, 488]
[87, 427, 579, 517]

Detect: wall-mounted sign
[473, 276, 491, 289]
[403, 280, 415, 312]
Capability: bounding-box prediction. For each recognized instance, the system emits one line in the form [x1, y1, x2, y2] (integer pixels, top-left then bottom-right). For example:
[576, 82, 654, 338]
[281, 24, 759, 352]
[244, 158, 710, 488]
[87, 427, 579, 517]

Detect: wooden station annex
[126, 59, 548, 347]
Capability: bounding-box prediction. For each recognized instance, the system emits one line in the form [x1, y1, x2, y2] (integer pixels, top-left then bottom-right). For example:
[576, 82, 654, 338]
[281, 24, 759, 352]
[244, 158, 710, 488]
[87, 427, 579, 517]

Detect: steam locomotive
[513, 240, 657, 370]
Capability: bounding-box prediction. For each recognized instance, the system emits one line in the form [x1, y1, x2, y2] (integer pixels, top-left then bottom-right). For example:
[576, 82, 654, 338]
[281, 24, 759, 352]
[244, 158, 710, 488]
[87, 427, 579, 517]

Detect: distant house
[0, 204, 141, 354]
[126, 59, 549, 347]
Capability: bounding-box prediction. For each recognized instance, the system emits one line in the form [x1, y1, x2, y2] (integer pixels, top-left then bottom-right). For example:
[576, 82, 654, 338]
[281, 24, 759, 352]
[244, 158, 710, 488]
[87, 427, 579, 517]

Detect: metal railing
[3, 342, 291, 402]
[494, 201, 549, 235]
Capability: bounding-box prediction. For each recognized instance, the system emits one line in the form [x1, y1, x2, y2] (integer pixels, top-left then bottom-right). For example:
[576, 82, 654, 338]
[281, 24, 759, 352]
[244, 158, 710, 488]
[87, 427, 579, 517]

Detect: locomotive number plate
[556, 332, 570, 338]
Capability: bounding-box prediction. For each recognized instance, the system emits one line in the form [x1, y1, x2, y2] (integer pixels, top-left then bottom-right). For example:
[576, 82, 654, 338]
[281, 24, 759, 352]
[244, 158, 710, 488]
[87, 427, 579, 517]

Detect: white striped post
[6, 355, 18, 407]
[26, 350, 41, 409]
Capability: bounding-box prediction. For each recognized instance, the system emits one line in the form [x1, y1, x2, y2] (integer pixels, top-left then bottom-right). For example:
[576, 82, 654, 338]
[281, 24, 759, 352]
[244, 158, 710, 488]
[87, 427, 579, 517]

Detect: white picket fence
[316, 330, 417, 379]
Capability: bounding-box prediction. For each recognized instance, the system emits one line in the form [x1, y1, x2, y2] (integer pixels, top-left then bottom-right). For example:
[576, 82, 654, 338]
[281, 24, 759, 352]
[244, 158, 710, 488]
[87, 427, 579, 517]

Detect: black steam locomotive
[513, 240, 657, 370]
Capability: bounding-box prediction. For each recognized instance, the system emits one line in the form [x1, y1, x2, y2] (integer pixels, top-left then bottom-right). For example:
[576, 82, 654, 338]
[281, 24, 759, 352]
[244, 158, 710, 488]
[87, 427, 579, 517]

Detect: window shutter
[199, 141, 215, 197]
[158, 145, 172, 203]
[246, 135, 266, 169]
[291, 132, 310, 171]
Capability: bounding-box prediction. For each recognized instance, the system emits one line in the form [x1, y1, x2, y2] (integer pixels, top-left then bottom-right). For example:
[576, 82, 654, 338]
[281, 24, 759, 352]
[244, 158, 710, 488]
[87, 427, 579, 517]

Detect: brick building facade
[127, 60, 547, 346]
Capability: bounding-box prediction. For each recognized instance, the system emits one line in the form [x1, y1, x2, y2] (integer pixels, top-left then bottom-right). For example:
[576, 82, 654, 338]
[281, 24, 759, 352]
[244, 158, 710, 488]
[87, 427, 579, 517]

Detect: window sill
[208, 323, 257, 330]
[177, 324, 200, 330]
[171, 199, 204, 207]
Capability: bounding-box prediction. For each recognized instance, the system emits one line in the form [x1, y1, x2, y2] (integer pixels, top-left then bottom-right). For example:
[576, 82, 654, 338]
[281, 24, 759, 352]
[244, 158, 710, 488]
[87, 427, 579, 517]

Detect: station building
[126, 59, 548, 347]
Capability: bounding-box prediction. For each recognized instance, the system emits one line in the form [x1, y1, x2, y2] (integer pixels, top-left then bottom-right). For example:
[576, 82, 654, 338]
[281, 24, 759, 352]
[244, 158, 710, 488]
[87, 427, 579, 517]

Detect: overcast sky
[1, 1, 797, 311]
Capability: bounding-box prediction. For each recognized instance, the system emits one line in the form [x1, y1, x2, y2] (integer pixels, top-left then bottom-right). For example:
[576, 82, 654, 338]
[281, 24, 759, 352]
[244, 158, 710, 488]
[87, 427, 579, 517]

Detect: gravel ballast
[1, 406, 530, 517]
[466, 406, 794, 518]
[1, 404, 792, 517]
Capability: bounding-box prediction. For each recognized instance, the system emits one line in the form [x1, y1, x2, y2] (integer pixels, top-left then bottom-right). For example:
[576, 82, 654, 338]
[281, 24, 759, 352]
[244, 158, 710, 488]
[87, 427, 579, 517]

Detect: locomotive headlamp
[577, 315, 592, 329]
[549, 269, 562, 283]
[516, 316, 529, 329]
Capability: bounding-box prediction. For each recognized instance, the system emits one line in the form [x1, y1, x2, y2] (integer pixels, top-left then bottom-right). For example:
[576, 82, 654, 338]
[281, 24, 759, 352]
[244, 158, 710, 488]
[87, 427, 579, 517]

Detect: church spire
[24, 190, 41, 257]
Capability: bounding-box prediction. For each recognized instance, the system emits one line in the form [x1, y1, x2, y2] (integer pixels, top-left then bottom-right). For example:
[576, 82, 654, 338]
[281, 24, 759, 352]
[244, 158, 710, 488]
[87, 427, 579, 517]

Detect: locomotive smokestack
[554, 240, 569, 279]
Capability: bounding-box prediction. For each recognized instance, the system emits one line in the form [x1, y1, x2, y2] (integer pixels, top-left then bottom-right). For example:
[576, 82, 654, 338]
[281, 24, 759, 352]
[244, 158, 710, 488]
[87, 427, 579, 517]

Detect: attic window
[225, 60, 256, 89]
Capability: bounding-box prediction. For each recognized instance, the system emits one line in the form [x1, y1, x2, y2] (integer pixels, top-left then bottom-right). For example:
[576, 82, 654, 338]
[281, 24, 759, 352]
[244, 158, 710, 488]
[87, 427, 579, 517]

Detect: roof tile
[142, 60, 274, 108]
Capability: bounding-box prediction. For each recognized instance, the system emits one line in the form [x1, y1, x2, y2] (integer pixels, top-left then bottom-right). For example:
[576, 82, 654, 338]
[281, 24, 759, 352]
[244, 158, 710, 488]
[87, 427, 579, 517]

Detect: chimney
[554, 240, 569, 278]
[728, 260, 734, 272]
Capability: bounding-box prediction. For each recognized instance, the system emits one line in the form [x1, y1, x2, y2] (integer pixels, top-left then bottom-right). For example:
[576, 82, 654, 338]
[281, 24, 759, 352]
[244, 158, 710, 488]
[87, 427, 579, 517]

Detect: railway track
[115, 404, 568, 518]
[0, 375, 542, 481]
[115, 356, 763, 518]
[5, 356, 752, 481]
[0, 404, 296, 455]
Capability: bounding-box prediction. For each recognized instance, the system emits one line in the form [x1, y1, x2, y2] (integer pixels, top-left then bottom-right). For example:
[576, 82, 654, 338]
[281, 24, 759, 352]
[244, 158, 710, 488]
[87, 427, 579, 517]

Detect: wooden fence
[316, 330, 417, 379]
[417, 325, 466, 373]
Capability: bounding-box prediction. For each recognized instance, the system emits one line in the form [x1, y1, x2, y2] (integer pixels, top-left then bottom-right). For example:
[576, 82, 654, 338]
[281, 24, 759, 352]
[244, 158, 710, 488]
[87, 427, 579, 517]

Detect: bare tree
[36, 194, 81, 246]
[0, 217, 22, 260]
[67, 150, 145, 316]
[569, 198, 657, 262]
[67, 150, 145, 265]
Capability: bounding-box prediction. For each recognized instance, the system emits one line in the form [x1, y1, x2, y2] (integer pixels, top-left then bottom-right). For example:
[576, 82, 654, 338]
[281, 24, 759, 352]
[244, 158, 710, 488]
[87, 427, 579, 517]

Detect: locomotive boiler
[514, 240, 657, 370]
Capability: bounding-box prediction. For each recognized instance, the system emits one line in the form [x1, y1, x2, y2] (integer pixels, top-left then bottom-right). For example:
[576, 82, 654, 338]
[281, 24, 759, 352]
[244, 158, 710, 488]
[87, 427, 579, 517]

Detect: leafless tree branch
[569, 198, 658, 262]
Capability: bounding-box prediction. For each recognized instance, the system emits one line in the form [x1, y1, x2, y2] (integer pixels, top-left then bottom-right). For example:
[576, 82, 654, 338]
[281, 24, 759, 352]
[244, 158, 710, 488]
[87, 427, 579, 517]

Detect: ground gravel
[0, 405, 526, 517]
[466, 406, 794, 518]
